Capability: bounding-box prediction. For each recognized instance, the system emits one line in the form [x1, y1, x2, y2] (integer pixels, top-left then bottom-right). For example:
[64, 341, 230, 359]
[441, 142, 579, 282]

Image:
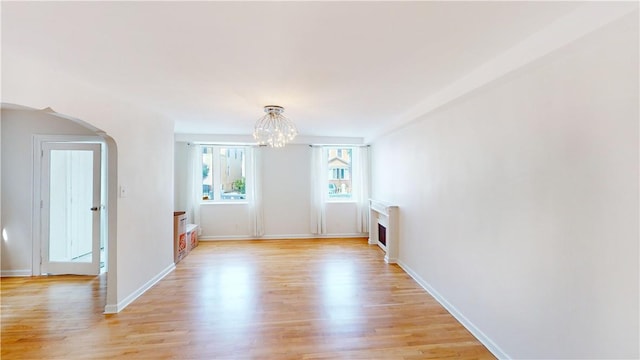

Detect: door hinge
[41, 149, 44, 158]
[40, 200, 43, 209]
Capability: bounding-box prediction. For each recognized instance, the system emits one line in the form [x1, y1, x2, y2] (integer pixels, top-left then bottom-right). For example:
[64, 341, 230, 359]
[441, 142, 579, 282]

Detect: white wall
[325, 202, 359, 235]
[2, 52, 175, 312]
[174, 141, 189, 213]
[0, 114, 2, 267]
[1, 110, 96, 275]
[261, 145, 312, 237]
[370, 12, 638, 359]
[199, 203, 252, 237]
[175, 143, 364, 239]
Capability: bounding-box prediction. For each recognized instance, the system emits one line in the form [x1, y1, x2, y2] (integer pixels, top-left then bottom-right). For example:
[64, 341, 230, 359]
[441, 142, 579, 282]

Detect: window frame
[326, 146, 356, 203]
[200, 145, 248, 204]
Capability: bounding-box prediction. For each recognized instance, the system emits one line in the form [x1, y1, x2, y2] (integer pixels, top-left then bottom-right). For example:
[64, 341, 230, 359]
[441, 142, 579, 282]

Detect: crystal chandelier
[253, 105, 298, 148]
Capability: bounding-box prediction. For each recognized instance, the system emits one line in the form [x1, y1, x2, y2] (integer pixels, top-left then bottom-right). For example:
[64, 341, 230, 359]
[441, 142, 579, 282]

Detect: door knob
[90, 207, 99, 211]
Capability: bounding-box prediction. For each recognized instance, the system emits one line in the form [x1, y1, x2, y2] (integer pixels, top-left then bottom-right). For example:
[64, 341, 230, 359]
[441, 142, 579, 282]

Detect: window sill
[199, 201, 249, 205]
[326, 199, 357, 204]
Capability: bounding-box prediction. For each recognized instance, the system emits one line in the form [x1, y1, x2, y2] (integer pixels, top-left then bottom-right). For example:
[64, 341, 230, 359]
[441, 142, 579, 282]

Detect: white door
[41, 142, 102, 275]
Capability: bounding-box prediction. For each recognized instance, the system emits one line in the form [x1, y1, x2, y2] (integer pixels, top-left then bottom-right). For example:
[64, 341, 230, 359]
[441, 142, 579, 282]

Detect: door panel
[41, 143, 101, 275]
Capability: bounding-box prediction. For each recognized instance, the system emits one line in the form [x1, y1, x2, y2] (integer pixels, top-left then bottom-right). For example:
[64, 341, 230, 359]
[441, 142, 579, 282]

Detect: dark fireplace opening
[378, 223, 387, 246]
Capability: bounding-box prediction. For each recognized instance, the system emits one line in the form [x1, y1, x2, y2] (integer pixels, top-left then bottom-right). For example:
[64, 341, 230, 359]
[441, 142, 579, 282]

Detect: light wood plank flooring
[1, 238, 495, 359]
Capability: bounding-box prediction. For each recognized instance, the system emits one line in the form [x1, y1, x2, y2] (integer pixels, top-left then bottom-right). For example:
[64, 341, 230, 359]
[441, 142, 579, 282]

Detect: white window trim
[327, 199, 357, 204]
[200, 145, 249, 203]
[325, 146, 356, 203]
[199, 200, 249, 205]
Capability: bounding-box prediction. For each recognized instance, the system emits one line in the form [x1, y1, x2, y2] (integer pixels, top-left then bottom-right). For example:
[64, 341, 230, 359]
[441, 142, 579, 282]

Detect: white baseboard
[199, 233, 368, 241]
[397, 260, 509, 360]
[199, 235, 257, 241]
[104, 263, 175, 314]
[318, 233, 369, 239]
[0, 269, 32, 277]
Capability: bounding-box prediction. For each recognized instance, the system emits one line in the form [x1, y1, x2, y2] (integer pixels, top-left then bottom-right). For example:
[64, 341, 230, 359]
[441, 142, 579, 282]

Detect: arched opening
[0, 103, 118, 313]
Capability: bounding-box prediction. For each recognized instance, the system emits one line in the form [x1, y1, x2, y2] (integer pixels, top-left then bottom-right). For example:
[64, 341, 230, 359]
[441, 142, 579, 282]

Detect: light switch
[119, 185, 128, 198]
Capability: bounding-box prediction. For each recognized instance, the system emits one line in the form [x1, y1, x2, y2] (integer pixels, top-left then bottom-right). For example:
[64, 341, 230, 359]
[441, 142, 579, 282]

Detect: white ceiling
[2, 1, 581, 140]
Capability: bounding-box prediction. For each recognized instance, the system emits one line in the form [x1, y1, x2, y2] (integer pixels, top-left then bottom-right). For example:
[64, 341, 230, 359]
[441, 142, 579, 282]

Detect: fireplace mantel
[369, 199, 399, 263]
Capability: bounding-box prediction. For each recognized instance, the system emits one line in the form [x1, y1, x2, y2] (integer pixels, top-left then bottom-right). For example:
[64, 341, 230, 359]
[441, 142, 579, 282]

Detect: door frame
[40, 141, 102, 275]
[32, 135, 107, 276]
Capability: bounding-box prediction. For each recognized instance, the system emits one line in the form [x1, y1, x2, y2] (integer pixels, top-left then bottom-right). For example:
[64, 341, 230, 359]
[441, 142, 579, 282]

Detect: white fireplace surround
[369, 199, 399, 263]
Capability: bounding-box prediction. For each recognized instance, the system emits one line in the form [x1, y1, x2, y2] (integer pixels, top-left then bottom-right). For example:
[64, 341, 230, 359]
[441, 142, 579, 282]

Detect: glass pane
[49, 150, 94, 262]
[219, 148, 246, 200]
[202, 146, 214, 200]
[328, 147, 353, 199]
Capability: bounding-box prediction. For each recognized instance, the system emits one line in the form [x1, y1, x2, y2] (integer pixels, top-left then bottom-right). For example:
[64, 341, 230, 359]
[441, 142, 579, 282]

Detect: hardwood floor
[1, 238, 495, 359]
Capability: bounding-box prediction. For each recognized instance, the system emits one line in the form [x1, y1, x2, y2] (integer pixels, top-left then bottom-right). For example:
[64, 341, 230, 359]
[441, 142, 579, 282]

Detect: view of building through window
[202, 146, 246, 201]
[202, 146, 352, 201]
[327, 147, 353, 199]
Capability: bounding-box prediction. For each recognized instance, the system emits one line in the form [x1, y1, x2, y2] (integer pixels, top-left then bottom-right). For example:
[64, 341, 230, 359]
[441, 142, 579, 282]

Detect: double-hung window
[201, 146, 247, 201]
[326, 147, 354, 200]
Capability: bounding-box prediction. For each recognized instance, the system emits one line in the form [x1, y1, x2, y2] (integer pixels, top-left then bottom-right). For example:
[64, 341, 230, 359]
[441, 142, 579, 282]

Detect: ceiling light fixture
[253, 105, 298, 148]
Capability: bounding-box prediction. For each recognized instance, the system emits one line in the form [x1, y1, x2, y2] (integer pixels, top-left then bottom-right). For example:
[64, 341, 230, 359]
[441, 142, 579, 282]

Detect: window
[332, 168, 346, 179]
[201, 146, 246, 201]
[327, 147, 353, 200]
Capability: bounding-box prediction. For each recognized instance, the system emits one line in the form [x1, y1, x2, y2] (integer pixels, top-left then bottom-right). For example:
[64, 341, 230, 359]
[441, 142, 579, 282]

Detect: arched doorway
[0, 104, 118, 313]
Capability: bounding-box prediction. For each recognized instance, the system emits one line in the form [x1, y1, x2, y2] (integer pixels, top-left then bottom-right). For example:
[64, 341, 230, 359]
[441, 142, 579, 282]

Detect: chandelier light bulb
[253, 105, 298, 148]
